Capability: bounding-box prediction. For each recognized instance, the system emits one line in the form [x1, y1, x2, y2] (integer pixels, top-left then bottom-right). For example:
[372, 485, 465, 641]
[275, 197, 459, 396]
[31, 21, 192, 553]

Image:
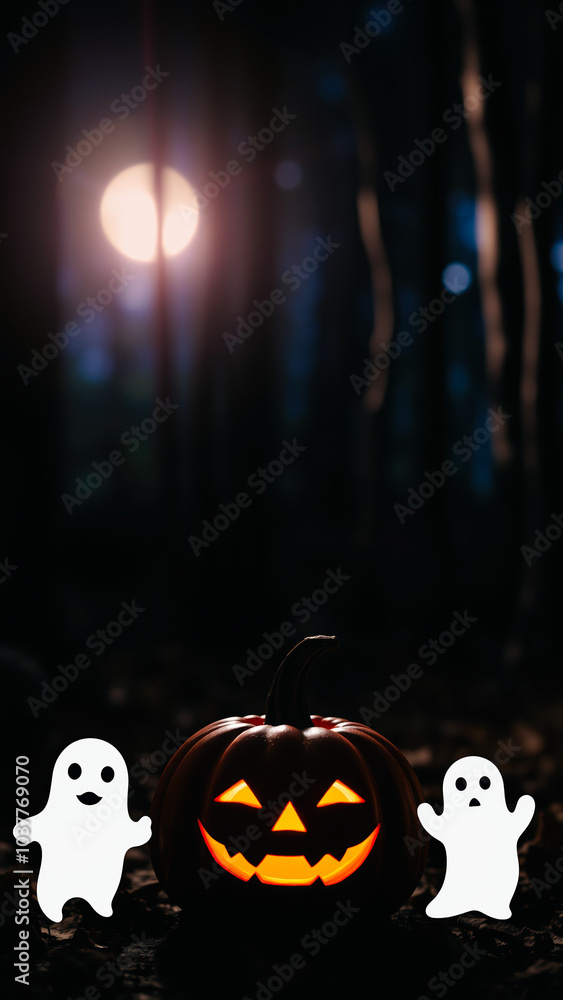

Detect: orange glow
[317, 780, 365, 806]
[198, 821, 380, 886]
[100, 163, 199, 262]
[271, 802, 307, 832]
[214, 780, 262, 808]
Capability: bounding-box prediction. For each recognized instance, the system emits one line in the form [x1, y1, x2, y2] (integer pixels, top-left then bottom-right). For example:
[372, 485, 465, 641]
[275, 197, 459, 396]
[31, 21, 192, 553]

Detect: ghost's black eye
[455, 777, 467, 790]
[101, 766, 114, 782]
[68, 763, 81, 780]
[479, 776, 491, 789]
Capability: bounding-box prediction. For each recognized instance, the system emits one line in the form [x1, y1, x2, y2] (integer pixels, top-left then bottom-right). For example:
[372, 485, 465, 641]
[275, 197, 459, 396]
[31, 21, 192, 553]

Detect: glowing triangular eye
[215, 780, 262, 807]
[317, 780, 365, 806]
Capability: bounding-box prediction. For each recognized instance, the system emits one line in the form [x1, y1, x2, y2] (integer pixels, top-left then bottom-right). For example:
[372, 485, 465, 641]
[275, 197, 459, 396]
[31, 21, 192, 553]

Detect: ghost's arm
[417, 802, 446, 844]
[125, 815, 152, 849]
[512, 795, 535, 838]
[13, 810, 44, 846]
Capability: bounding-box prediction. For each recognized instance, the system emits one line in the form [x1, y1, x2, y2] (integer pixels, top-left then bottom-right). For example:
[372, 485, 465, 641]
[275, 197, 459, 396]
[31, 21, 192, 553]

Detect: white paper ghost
[15, 738, 151, 922]
[418, 755, 534, 920]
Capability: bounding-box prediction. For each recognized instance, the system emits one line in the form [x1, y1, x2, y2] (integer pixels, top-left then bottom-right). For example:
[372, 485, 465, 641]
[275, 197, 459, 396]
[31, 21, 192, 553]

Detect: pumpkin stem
[264, 635, 339, 728]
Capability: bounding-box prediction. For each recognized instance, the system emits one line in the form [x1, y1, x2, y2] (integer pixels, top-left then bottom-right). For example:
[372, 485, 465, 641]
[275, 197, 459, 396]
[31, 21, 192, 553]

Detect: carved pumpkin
[150, 635, 427, 915]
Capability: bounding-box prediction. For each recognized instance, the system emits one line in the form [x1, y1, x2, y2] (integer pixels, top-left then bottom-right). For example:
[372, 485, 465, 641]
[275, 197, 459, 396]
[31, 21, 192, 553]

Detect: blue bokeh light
[448, 190, 477, 250]
[442, 262, 472, 294]
[549, 241, 563, 273]
[76, 346, 114, 383]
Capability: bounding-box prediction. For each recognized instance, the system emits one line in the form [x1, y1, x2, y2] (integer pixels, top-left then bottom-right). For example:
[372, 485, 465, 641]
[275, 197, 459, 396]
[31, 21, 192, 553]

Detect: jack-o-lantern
[150, 636, 427, 915]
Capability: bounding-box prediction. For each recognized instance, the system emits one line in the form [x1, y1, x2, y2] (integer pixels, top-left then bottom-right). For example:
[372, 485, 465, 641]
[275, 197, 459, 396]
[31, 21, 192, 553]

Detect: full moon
[100, 163, 199, 262]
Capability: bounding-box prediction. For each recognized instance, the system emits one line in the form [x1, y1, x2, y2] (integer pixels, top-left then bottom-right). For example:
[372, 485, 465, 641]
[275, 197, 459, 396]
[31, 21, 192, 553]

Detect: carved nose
[272, 802, 307, 832]
[469, 798, 480, 807]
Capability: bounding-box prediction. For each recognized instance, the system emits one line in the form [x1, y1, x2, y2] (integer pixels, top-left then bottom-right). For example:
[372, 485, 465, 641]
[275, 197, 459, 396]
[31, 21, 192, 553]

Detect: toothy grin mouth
[198, 821, 380, 885]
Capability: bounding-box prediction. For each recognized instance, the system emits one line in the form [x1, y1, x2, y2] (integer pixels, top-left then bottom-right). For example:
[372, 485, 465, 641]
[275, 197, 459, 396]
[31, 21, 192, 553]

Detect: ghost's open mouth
[77, 792, 102, 805]
[469, 798, 480, 807]
[198, 821, 380, 885]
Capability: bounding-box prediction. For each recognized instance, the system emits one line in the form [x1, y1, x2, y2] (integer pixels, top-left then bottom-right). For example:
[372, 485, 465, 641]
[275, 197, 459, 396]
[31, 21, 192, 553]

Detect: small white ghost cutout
[418, 755, 535, 920]
[14, 738, 151, 922]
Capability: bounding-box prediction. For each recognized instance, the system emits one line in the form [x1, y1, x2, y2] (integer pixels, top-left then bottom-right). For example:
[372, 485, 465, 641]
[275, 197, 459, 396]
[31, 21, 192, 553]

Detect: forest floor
[1, 712, 562, 1000]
